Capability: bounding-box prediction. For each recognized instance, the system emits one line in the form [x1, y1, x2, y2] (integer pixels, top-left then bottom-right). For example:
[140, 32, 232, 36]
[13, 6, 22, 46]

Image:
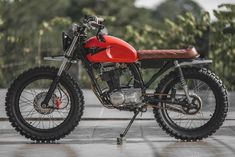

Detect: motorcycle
[5, 15, 228, 144]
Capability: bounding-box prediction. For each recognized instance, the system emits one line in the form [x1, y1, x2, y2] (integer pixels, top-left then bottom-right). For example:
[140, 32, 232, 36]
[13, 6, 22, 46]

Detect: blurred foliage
[153, 0, 203, 24]
[210, 4, 235, 90]
[124, 12, 210, 50]
[0, 0, 234, 90]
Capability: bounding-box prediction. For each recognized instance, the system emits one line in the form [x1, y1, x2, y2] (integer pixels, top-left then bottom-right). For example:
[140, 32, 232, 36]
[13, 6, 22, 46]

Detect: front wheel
[153, 67, 228, 141]
[5, 66, 84, 142]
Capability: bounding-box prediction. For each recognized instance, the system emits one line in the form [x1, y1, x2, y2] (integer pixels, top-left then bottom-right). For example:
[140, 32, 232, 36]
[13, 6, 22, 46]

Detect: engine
[109, 88, 142, 107]
[94, 62, 143, 108]
[99, 63, 122, 91]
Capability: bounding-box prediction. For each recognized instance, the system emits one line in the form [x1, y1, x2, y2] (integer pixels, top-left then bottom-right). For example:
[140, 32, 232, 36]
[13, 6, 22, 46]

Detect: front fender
[44, 55, 77, 63]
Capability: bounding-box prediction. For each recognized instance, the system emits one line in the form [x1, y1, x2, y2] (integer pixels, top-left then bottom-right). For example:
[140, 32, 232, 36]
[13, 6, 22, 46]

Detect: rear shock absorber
[174, 60, 191, 104]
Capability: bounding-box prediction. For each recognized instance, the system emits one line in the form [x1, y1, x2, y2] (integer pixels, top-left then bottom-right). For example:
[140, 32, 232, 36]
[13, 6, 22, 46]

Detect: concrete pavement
[0, 120, 235, 157]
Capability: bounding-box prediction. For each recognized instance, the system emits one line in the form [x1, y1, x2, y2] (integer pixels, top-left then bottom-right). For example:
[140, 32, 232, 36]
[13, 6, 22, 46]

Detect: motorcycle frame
[42, 33, 212, 108]
[42, 33, 213, 144]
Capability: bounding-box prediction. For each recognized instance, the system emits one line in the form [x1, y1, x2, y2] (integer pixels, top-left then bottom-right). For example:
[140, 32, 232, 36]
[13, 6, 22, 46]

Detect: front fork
[174, 60, 191, 104]
[41, 36, 79, 107]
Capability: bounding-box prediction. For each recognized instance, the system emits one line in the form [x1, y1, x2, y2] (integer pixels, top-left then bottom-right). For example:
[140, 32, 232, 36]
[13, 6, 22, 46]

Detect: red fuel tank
[84, 35, 138, 63]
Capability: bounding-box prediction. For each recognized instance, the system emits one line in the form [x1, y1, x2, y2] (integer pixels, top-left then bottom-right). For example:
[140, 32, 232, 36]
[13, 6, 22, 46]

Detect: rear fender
[179, 59, 212, 66]
[140, 59, 212, 69]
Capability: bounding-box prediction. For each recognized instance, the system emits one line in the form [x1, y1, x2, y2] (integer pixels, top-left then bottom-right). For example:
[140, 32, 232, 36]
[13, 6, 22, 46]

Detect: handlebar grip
[97, 17, 104, 23]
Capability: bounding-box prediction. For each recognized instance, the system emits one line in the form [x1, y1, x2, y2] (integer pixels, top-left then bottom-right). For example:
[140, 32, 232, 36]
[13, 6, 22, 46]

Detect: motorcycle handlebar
[83, 15, 104, 29]
[89, 21, 104, 29]
[70, 16, 105, 37]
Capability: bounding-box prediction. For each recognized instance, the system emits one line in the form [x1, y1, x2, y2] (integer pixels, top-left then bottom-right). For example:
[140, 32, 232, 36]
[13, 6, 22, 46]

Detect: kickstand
[117, 110, 139, 145]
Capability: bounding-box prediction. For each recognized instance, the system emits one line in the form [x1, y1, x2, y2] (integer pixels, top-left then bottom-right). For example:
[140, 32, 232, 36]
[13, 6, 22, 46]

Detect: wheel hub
[33, 92, 57, 115]
[182, 94, 202, 115]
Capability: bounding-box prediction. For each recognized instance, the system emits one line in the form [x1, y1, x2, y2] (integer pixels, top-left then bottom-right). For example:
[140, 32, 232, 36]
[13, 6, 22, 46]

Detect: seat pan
[137, 47, 199, 60]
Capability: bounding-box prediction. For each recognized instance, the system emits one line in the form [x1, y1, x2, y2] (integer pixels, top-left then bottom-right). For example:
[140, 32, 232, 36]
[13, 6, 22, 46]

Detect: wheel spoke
[18, 78, 71, 130]
[163, 78, 216, 129]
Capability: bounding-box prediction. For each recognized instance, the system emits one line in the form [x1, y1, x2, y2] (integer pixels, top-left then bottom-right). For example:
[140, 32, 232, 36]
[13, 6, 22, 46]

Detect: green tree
[0, 0, 70, 87]
[210, 4, 235, 90]
[153, 0, 203, 23]
[66, 0, 156, 35]
[124, 12, 210, 53]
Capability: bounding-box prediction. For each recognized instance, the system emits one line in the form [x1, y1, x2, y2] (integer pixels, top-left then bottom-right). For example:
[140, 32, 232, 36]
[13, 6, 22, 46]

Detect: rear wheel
[5, 66, 84, 142]
[153, 67, 228, 141]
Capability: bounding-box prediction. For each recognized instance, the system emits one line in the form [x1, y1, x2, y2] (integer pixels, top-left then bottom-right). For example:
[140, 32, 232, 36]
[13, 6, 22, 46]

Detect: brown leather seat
[137, 47, 199, 60]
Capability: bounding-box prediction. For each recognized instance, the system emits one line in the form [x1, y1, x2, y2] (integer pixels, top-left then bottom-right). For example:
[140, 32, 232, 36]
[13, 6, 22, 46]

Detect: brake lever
[90, 21, 104, 29]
